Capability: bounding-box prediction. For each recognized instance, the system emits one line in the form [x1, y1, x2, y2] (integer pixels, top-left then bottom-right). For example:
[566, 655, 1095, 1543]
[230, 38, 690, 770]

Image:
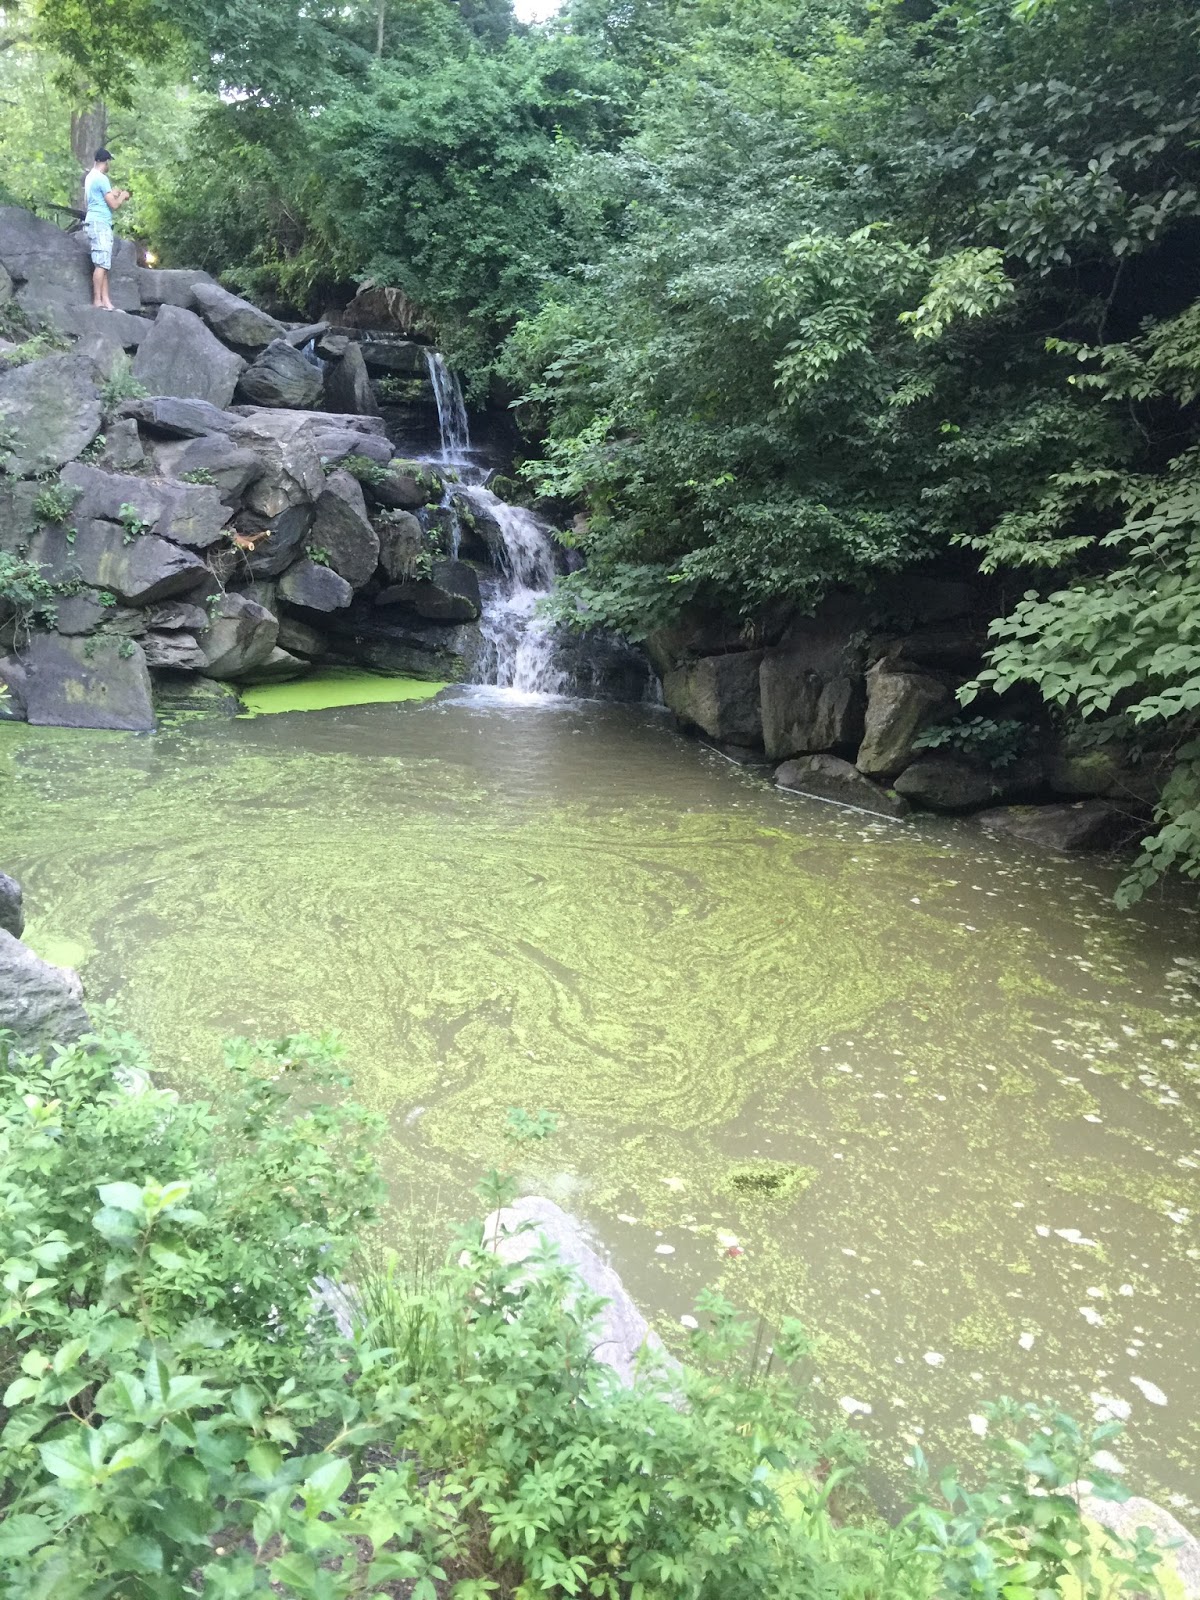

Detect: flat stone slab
[21, 632, 155, 730]
[775, 753, 911, 819]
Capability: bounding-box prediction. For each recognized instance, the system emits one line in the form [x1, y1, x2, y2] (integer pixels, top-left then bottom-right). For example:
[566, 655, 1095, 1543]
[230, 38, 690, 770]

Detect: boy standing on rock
[83, 148, 130, 310]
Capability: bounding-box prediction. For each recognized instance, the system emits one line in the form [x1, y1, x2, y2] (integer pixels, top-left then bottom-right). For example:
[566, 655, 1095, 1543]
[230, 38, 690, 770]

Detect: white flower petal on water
[679, 1314, 699, 1330]
[968, 1414, 989, 1437]
[1036, 1225, 1051, 1237]
[1079, 1306, 1105, 1326]
[923, 1351, 945, 1367]
[839, 1396, 872, 1416]
[654, 1243, 675, 1256]
[617, 1213, 638, 1224]
[1092, 1451, 1125, 1474]
[1018, 1332, 1036, 1351]
[1130, 1376, 1168, 1406]
[1091, 1393, 1131, 1422]
[1054, 1227, 1098, 1246]
[661, 1176, 685, 1191]
[1118, 1283, 1134, 1296]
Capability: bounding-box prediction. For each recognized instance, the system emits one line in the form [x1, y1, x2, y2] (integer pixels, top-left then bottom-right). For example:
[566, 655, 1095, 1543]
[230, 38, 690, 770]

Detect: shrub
[0, 1026, 1167, 1600]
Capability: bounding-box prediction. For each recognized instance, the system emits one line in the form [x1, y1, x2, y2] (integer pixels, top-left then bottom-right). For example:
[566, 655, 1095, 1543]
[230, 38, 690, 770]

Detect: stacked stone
[0, 205, 487, 730]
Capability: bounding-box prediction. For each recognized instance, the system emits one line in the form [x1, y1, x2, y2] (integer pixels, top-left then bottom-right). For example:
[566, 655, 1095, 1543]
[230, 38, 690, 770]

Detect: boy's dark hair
[95, 147, 113, 163]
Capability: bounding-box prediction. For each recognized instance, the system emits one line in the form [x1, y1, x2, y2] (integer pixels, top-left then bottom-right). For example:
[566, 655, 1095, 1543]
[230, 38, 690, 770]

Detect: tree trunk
[375, 0, 386, 55]
[70, 101, 108, 170]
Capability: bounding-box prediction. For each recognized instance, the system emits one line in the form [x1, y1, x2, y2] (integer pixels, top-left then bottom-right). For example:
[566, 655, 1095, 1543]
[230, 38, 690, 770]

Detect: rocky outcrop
[0, 355, 102, 476]
[0, 928, 89, 1056]
[663, 653, 763, 746]
[21, 633, 155, 730]
[30, 519, 208, 605]
[121, 396, 242, 439]
[775, 754, 911, 819]
[0, 205, 138, 311]
[133, 306, 247, 409]
[137, 266, 218, 307]
[894, 756, 1003, 812]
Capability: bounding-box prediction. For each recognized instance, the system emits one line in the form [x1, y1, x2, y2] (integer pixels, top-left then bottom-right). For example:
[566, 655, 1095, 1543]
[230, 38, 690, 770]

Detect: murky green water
[2, 689, 1197, 1518]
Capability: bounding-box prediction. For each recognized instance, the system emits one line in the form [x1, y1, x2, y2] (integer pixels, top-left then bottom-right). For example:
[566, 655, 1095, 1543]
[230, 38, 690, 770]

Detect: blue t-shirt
[84, 171, 112, 228]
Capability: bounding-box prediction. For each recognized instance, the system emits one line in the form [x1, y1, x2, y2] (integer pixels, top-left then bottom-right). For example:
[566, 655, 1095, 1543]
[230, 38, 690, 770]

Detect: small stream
[1, 695, 1197, 1519]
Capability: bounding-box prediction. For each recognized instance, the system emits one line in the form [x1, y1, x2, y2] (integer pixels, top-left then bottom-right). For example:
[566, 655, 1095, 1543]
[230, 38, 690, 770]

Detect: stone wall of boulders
[652, 580, 1164, 854]
[0, 205, 494, 728]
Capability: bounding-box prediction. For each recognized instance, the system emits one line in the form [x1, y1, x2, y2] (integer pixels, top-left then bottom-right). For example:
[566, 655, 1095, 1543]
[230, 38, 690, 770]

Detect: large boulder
[51, 589, 120, 635]
[975, 801, 1126, 852]
[235, 503, 315, 579]
[0, 872, 23, 938]
[1080, 1495, 1200, 1600]
[136, 266, 218, 307]
[663, 652, 763, 746]
[358, 337, 429, 373]
[760, 653, 822, 759]
[812, 675, 866, 752]
[0, 355, 102, 476]
[142, 631, 207, 671]
[309, 470, 379, 587]
[323, 343, 379, 417]
[376, 559, 482, 622]
[377, 510, 426, 582]
[190, 281, 286, 350]
[61, 462, 230, 550]
[856, 661, 953, 779]
[227, 414, 325, 517]
[236, 339, 323, 410]
[132, 305, 247, 409]
[150, 433, 263, 505]
[28, 518, 208, 605]
[230, 406, 387, 439]
[0, 928, 89, 1055]
[278, 559, 353, 612]
[21, 632, 155, 730]
[93, 418, 144, 472]
[120, 395, 241, 439]
[310, 427, 392, 466]
[894, 756, 1004, 812]
[276, 615, 328, 659]
[0, 206, 139, 311]
[366, 461, 442, 510]
[238, 646, 307, 683]
[15, 291, 148, 349]
[323, 605, 482, 680]
[480, 1196, 663, 1387]
[196, 592, 278, 679]
[775, 753, 911, 819]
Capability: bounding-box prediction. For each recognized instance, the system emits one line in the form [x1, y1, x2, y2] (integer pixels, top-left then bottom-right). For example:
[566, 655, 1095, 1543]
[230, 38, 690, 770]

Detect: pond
[2, 685, 1197, 1520]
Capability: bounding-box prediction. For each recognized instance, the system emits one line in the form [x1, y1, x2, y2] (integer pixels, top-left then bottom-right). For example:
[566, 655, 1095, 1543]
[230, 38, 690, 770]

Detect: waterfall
[425, 350, 471, 466]
[457, 485, 569, 696]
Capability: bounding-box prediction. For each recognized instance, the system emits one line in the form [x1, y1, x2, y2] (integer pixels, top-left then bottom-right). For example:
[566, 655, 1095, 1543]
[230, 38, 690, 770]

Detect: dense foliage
[0, 1026, 1166, 1598]
[5, 0, 1200, 889]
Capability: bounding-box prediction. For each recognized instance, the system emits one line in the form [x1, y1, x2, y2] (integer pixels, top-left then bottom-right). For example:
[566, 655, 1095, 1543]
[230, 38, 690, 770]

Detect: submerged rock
[976, 801, 1127, 852]
[480, 1196, 664, 1386]
[0, 928, 89, 1056]
[775, 753, 911, 819]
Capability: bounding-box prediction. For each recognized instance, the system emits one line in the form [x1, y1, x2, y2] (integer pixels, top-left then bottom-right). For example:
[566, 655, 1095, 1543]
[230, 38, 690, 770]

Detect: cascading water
[424, 350, 472, 468]
[455, 485, 570, 695]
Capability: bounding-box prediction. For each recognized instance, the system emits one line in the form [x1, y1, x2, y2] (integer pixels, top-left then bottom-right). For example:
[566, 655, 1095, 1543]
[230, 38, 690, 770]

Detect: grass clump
[0, 1025, 1168, 1600]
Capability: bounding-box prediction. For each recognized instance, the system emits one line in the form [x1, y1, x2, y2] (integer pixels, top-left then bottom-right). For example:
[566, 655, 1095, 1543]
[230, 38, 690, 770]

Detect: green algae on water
[238, 669, 448, 716]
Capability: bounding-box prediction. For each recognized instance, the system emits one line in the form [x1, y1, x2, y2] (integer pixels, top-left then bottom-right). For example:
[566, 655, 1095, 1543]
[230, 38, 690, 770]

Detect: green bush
[0, 1026, 1165, 1600]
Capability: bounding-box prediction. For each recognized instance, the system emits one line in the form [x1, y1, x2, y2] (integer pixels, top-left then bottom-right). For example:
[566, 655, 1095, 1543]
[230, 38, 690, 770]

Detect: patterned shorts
[86, 218, 113, 270]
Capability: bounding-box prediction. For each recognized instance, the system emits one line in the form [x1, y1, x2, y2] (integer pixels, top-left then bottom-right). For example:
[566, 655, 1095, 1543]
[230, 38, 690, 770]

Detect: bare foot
[100, 302, 116, 312]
